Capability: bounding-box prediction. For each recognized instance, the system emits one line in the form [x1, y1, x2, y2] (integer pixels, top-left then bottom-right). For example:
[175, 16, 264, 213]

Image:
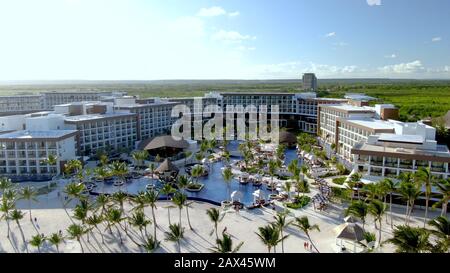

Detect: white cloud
[432, 37, 442, 42]
[197, 6, 226, 17]
[325, 32, 336, 38]
[333, 42, 349, 47]
[379, 60, 424, 74]
[197, 6, 239, 18]
[212, 30, 256, 43]
[367, 0, 381, 6]
[384, 54, 397, 59]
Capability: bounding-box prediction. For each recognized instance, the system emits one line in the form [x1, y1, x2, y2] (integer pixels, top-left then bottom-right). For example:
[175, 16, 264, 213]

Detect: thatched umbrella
[155, 159, 179, 178]
[333, 222, 365, 253]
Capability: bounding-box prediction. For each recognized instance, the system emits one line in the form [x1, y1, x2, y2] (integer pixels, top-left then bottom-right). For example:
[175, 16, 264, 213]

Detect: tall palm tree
[363, 183, 381, 201]
[143, 190, 159, 240]
[104, 207, 126, 244]
[398, 180, 422, 225]
[111, 191, 129, 230]
[211, 232, 244, 253]
[165, 223, 185, 253]
[427, 216, 449, 253]
[345, 200, 368, 230]
[255, 224, 284, 253]
[42, 154, 58, 179]
[48, 232, 64, 253]
[0, 198, 15, 239]
[9, 209, 28, 252]
[206, 208, 223, 241]
[67, 224, 89, 253]
[29, 234, 46, 253]
[380, 178, 397, 228]
[129, 210, 151, 241]
[132, 150, 149, 169]
[19, 186, 38, 222]
[222, 167, 233, 202]
[415, 167, 436, 227]
[349, 172, 363, 199]
[282, 181, 292, 200]
[293, 216, 321, 253]
[172, 192, 193, 230]
[433, 179, 450, 216]
[368, 200, 386, 247]
[385, 225, 432, 253]
[268, 160, 278, 194]
[64, 159, 83, 179]
[86, 213, 105, 244]
[111, 161, 129, 191]
[161, 183, 176, 225]
[273, 212, 292, 253]
[63, 182, 86, 205]
[95, 194, 111, 216]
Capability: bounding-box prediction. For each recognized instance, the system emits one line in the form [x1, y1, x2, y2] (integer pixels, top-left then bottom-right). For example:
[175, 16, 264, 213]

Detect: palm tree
[349, 172, 363, 199]
[104, 207, 126, 244]
[255, 224, 284, 253]
[0, 177, 13, 196]
[29, 234, 46, 253]
[86, 213, 105, 244]
[111, 161, 129, 190]
[177, 174, 190, 193]
[94, 194, 111, 216]
[415, 167, 436, 227]
[19, 186, 38, 222]
[111, 191, 129, 230]
[64, 159, 83, 179]
[48, 232, 64, 253]
[368, 200, 386, 247]
[363, 183, 381, 201]
[63, 182, 86, 205]
[273, 212, 292, 253]
[165, 223, 185, 253]
[398, 180, 422, 225]
[10, 209, 28, 252]
[129, 210, 151, 240]
[143, 190, 159, 240]
[222, 167, 233, 202]
[183, 151, 192, 166]
[132, 150, 149, 169]
[293, 216, 320, 253]
[380, 178, 397, 228]
[282, 181, 292, 200]
[385, 225, 432, 253]
[295, 179, 309, 197]
[67, 224, 89, 253]
[300, 165, 309, 180]
[345, 200, 368, 230]
[427, 216, 449, 253]
[211, 232, 244, 253]
[268, 160, 278, 194]
[142, 235, 160, 253]
[42, 154, 58, 179]
[0, 198, 15, 239]
[161, 183, 176, 225]
[433, 179, 450, 216]
[172, 192, 193, 230]
[206, 208, 223, 241]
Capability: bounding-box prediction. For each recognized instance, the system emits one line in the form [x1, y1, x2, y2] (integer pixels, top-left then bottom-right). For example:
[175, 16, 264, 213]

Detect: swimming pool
[91, 145, 301, 205]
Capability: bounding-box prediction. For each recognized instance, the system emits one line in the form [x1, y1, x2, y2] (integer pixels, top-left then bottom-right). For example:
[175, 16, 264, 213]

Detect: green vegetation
[1, 80, 449, 122]
[285, 195, 311, 209]
[332, 177, 347, 185]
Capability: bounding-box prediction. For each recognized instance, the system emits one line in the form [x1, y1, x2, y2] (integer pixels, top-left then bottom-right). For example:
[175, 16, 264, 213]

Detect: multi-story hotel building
[318, 104, 376, 145]
[351, 121, 450, 180]
[64, 113, 138, 156]
[0, 130, 77, 181]
[0, 95, 44, 115]
[302, 73, 318, 92]
[114, 98, 178, 141]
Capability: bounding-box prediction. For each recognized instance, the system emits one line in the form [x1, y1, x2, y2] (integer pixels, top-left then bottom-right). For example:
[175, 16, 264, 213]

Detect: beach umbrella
[231, 191, 243, 202]
[333, 222, 365, 253]
[253, 189, 264, 200]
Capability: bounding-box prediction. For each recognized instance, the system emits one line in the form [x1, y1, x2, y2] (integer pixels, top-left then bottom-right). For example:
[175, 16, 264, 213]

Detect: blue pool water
[92, 145, 301, 205]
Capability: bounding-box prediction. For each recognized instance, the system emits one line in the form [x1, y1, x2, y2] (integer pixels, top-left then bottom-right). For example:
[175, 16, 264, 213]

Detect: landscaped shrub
[332, 177, 347, 185]
[285, 195, 311, 209]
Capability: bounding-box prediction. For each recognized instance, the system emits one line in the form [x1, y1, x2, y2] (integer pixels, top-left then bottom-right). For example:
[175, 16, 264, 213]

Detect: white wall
[58, 136, 77, 161]
[0, 115, 26, 131]
[26, 114, 65, 130]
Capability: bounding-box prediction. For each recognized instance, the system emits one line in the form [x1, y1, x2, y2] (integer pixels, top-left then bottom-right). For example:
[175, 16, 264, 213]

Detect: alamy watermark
[171, 98, 280, 144]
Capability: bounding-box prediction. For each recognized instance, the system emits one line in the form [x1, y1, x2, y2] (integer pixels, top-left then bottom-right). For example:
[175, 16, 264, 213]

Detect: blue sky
[0, 0, 449, 80]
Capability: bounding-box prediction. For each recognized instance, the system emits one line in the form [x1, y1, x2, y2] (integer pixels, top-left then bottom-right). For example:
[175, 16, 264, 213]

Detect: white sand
[0, 179, 443, 253]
